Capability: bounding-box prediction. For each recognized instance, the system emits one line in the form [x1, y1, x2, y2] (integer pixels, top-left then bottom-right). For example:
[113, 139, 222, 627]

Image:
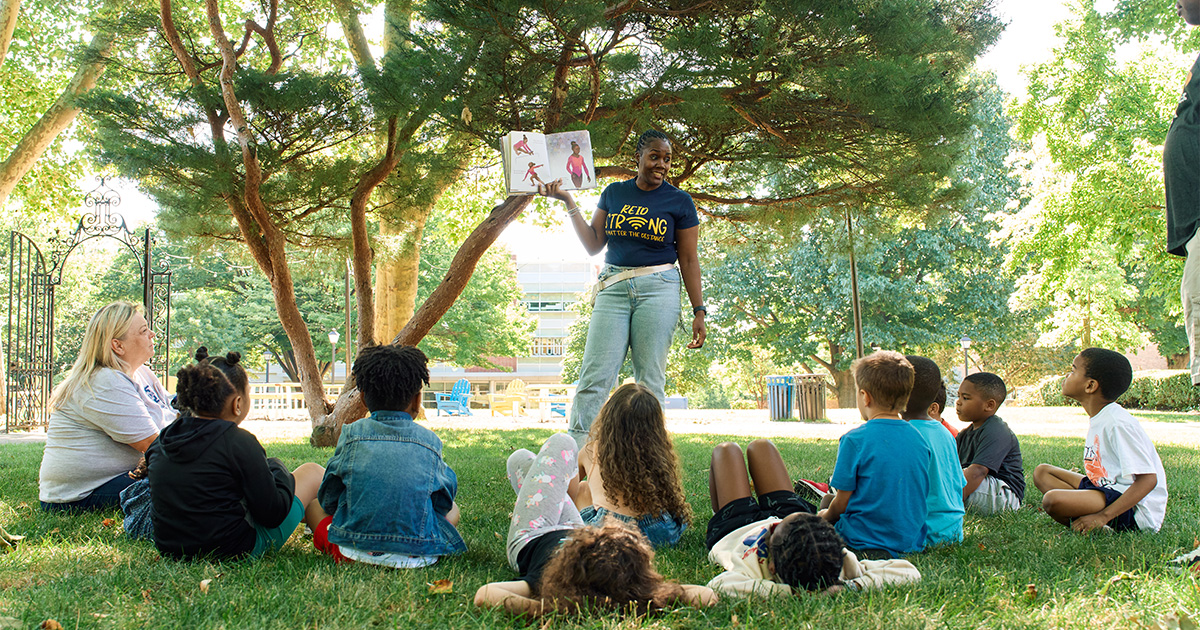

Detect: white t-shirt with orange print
[1084, 403, 1169, 531]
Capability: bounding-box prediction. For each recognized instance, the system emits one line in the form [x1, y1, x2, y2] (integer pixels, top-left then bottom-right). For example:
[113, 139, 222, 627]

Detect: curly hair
[634, 129, 670, 157]
[352, 344, 429, 412]
[539, 518, 685, 614]
[590, 383, 691, 523]
[772, 513, 844, 591]
[175, 347, 246, 417]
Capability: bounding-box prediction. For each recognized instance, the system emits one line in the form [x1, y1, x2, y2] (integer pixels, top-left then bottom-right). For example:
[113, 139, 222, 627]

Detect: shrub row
[1027, 370, 1200, 411]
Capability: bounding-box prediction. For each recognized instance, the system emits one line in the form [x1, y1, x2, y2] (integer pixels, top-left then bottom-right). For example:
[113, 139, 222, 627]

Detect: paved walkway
[6, 406, 1200, 446]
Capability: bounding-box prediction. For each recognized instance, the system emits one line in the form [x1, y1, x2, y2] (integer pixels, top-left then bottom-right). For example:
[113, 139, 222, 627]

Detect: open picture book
[500, 130, 597, 195]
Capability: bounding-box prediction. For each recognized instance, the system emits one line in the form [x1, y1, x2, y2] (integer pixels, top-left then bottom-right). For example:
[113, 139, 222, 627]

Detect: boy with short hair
[705, 439, 920, 598]
[1033, 348, 1168, 533]
[956, 372, 1024, 514]
[819, 351, 930, 558]
[902, 356, 965, 547]
[312, 344, 465, 566]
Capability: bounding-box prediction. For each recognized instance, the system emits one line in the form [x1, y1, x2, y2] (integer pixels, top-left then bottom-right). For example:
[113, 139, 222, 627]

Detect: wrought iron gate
[5, 180, 171, 432]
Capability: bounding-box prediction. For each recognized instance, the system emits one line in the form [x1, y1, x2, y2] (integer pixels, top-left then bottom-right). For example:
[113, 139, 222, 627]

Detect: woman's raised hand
[537, 179, 574, 206]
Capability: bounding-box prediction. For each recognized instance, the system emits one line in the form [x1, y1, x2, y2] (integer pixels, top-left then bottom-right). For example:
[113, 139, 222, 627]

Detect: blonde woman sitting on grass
[38, 301, 177, 512]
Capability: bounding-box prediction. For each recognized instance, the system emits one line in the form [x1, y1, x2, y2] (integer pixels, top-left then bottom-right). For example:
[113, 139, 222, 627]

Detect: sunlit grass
[2, 429, 1198, 629]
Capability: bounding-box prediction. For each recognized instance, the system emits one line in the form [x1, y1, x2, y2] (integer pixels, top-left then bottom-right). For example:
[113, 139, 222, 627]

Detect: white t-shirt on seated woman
[39, 366, 177, 503]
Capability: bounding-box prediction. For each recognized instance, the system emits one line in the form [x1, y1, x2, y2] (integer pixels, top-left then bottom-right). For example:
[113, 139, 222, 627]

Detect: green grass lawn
[1, 429, 1198, 629]
[1133, 410, 1200, 424]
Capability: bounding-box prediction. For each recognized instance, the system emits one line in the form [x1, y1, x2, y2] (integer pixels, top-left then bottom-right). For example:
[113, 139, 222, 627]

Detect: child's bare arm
[679, 584, 719, 607]
[818, 489, 852, 523]
[473, 581, 545, 617]
[962, 464, 989, 501]
[1072, 473, 1157, 533]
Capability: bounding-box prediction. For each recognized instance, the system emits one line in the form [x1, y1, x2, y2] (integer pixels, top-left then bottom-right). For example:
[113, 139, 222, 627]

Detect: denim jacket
[318, 410, 465, 556]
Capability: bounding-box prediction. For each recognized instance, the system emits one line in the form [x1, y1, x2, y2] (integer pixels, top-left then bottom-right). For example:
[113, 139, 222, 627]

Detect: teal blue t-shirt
[910, 418, 966, 548]
[830, 418, 930, 556]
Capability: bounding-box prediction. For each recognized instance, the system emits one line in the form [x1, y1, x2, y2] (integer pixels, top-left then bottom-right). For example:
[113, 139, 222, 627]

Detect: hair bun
[225, 351, 242, 365]
[194, 347, 210, 362]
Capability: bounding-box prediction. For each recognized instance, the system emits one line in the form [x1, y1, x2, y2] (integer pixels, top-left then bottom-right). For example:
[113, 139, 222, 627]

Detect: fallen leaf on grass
[142, 589, 152, 603]
[978, 543, 987, 552]
[48, 528, 59, 535]
[101, 518, 115, 528]
[40, 621, 64, 630]
[732, 614, 739, 627]
[0, 617, 21, 629]
[1024, 584, 1037, 601]
[428, 579, 453, 594]
[199, 579, 212, 594]
[91, 613, 109, 619]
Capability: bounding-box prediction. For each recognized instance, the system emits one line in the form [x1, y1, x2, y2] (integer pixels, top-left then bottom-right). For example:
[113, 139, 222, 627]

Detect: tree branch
[0, 0, 18, 69]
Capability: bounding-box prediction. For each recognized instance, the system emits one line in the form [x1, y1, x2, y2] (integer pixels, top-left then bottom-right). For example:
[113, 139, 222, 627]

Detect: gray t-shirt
[38, 366, 177, 503]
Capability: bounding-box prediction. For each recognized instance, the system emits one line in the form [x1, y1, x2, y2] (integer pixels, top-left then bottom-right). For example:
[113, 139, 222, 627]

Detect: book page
[545, 130, 596, 191]
[506, 131, 549, 195]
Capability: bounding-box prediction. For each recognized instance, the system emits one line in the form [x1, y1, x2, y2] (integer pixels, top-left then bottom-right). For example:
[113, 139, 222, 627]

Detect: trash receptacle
[766, 375, 794, 420]
[795, 374, 828, 421]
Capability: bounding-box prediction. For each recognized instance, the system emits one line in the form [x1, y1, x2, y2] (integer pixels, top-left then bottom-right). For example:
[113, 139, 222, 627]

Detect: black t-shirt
[956, 415, 1025, 501]
[1164, 53, 1200, 257]
[598, 179, 699, 266]
[517, 529, 572, 591]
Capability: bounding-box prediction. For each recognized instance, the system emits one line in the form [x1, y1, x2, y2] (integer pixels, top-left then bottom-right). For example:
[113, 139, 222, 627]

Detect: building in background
[429, 256, 597, 397]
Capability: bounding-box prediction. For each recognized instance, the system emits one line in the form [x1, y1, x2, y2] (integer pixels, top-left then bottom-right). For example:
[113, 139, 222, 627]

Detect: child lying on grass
[706, 439, 920, 597]
[474, 433, 716, 617]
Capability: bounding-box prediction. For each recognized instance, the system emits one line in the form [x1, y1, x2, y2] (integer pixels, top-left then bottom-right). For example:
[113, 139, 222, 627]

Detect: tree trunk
[0, 0, 18, 69]
[373, 219, 425, 342]
[315, 194, 531, 446]
[833, 369, 856, 409]
[0, 4, 117, 207]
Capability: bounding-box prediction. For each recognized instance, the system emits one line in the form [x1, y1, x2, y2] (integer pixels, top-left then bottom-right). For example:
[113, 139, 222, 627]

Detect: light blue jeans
[568, 265, 682, 448]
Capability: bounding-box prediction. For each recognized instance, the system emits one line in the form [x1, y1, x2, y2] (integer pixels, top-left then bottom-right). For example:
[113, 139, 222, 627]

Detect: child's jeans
[505, 433, 583, 569]
[579, 506, 686, 547]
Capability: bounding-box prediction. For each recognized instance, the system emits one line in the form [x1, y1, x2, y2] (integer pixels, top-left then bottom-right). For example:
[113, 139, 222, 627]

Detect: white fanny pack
[589, 264, 675, 306]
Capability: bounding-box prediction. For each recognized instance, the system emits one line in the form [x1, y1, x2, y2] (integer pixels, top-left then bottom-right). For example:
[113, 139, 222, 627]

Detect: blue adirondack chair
[435, 378, 472, 416]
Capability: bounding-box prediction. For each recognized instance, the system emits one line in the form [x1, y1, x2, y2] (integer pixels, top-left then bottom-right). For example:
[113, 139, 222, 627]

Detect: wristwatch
[692, 305, 707, 316]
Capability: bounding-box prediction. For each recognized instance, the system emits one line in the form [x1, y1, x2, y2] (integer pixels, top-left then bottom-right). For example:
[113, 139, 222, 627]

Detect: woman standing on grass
[38, 301, 177, 511]
[539, 129, 705, 448]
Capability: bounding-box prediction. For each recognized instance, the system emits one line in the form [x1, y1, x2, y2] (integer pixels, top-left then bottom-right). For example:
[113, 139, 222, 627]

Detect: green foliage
[1031, 370, 1200, 411]
[1007, 0, 1189, 355]
[414, 218, 534, 368]
[0, 0, 106, 216]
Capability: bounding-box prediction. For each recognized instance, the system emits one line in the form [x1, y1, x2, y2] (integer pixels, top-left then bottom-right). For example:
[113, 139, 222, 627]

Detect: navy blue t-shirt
[597, 179, 699, 266]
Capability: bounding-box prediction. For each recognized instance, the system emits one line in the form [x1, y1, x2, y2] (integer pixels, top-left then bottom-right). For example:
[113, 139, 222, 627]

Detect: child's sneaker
[1171, 545, 1200, 566]
[793, 478, 830, 505]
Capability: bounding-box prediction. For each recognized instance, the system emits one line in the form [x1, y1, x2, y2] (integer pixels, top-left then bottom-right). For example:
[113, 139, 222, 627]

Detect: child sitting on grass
[956, 372, 1025, 514]
[474, 433, 716, 617]
[901, 356, 965, 548]
[706, 439, 920, 597]
[311, 344, 464, 567]
[147, 348, 326, 560]
[819, 351, 930, 558]
[572, 383, 690, 547]
[931, 383, 959, 437]
[1033, 348, 1168, 533]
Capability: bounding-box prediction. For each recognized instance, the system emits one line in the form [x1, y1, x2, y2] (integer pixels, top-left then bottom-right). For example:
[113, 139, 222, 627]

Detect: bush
[1034, 375, 1075, 407]
[730, 399, 757, 410]
[1024, 370, 1200, 411]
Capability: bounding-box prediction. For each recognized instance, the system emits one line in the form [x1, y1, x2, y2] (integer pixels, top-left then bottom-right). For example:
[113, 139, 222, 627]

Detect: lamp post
[960, 335, 971, 377]
[264, 350, 272, 384]
[328, 329, 340, 384]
